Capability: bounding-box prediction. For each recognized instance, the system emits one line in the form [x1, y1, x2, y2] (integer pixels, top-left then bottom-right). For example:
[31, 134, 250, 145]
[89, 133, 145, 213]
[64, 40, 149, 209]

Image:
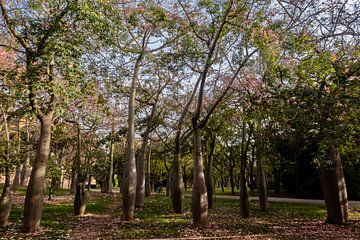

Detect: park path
[213, 194, 360, 206]
[100, 189, 360, 206]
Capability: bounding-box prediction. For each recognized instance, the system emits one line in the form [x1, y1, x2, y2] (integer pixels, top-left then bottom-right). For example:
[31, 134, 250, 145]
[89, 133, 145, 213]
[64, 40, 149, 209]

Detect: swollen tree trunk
[205, 136, 215, 209]
[191, 125, 208, 227]
[74, 120, 88, 216]
[255, 132, 268, 212]
[320, 144, 348, 224]
[122, 52, 143, 220]
[135, 129, 150, 208]
[23, 113, 53, 233]
[74, 183, 87, 216]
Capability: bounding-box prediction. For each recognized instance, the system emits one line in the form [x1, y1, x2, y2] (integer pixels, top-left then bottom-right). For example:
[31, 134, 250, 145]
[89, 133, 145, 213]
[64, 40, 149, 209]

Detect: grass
[0, 191, 110, 239]
[1, 191, 359, 239]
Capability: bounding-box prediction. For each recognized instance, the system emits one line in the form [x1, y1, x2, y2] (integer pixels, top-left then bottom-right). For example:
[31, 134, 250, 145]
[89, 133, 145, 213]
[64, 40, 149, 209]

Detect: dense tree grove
[0, 0, 359, 234]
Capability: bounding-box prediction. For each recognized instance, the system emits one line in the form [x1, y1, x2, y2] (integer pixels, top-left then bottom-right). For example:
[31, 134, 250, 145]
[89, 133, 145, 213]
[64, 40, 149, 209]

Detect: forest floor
[1, 190, 360, 239]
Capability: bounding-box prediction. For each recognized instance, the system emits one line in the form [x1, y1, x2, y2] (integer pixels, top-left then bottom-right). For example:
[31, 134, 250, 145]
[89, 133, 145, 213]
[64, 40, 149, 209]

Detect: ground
[0, 190, 359, 239]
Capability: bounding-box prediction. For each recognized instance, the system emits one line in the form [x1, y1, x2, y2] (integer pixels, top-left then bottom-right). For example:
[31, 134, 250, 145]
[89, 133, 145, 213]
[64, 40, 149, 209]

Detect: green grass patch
[114, 194, 191, 239]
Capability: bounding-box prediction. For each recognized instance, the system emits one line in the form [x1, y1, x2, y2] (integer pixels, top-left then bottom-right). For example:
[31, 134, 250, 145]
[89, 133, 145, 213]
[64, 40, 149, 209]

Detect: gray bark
[191, 125, 208, 227]
[23, 113, 53, 233]
[320, 144, 348, 224]
[122, 52, 143, 220]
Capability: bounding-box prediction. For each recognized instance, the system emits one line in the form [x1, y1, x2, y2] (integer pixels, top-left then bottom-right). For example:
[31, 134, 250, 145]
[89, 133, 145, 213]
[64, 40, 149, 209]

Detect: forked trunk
[320, 144, 348, 225]
[74, 182, 87, 216]
[23, 113, 52, 233]
[191, 125, 208, 227]
[205, 136, 215, 209]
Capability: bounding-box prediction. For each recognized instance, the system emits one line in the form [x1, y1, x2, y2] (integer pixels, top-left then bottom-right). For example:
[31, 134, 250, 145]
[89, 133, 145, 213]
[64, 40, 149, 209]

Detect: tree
[177, 0, 259, 226]
[0, 104, 11, 226]
[0, 1, 103, 232]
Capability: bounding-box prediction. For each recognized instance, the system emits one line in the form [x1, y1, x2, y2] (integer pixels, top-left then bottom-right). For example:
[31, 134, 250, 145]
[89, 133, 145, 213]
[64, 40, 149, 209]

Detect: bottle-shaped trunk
[320, 144, 348, 224]
[191, 126, 208, 227]
[74, 182, 87, 216]
[23, 113, 52, 233]
[122, 52, 142, 220]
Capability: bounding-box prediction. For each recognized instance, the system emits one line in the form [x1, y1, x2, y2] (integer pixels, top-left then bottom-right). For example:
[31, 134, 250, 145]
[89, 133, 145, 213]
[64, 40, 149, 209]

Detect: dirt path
[68, 199, 121, 240]
[183, 193, 360, 207]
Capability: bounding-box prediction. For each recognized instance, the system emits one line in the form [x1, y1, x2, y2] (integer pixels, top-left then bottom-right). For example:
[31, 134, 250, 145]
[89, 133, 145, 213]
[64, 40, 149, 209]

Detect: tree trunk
[320, 144, 348, 224]
[182, 165, 187, 191]
[104, 124, 115, 194]
[205, 136, 215, 209]
[145, 145, 151, 197]
[74, 182, 87, 216]
[70, 156, 77, 194]
[122, 52, 143, 220]
[171, 145, 184, 213]
[21, 118, 31, 187]
[0, 105, 11, 227]
[249, 144, 256, 192]
[12, 164, 22, 191]
[239, 123, 252, 218]
[0, 166, 11, 227]
[229, 159, 235, 196]
[191, 125, 208, 227]
[23, 113, 53, 233]
[255, 132, 268, 212]
[135, 130, 150, 208]
[220, 162, 225, 192]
